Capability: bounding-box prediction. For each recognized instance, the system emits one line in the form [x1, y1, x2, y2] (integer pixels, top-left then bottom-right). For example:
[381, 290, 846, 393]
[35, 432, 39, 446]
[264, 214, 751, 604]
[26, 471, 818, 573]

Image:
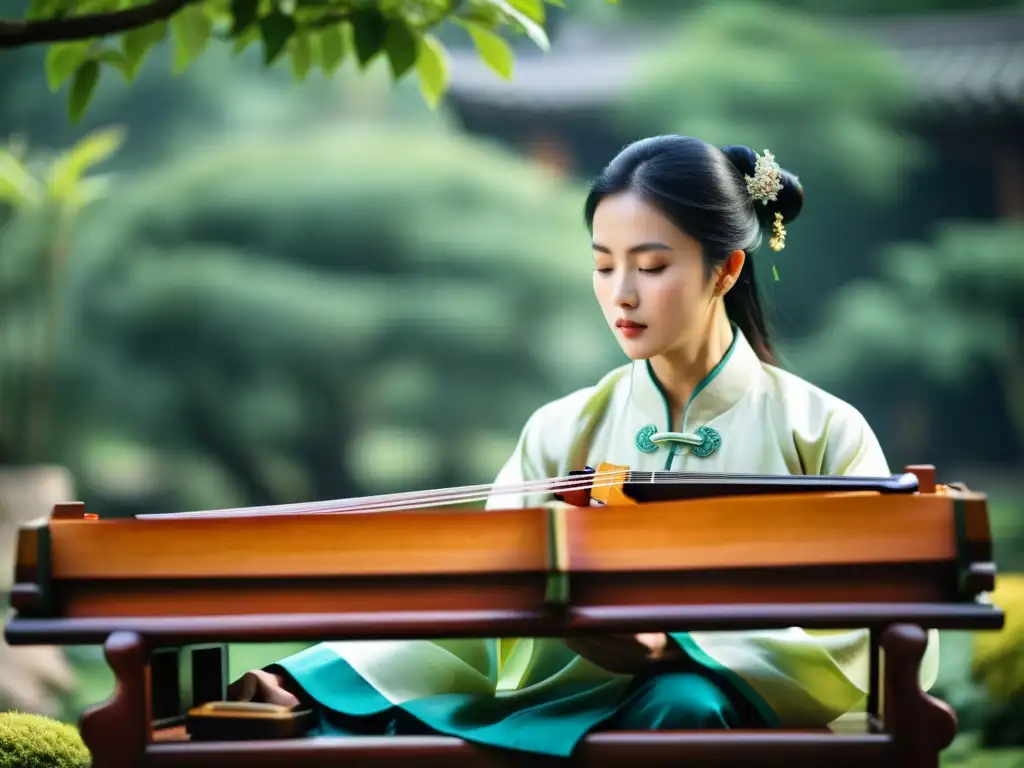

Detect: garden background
[1, 0, 1023, 764]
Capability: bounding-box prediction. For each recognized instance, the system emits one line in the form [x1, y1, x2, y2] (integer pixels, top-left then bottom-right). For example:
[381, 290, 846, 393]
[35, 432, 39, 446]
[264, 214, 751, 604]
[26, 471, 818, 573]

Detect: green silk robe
[270, 327, 939, 754]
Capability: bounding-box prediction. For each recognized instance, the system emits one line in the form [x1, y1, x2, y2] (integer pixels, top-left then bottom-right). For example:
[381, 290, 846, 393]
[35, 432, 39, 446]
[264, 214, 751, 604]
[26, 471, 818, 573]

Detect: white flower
[745, 149, 783, 205]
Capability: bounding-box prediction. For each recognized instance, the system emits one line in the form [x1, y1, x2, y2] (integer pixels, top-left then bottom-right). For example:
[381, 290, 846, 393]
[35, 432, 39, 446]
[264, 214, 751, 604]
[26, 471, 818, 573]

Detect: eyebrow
[591, 241, 673, 255]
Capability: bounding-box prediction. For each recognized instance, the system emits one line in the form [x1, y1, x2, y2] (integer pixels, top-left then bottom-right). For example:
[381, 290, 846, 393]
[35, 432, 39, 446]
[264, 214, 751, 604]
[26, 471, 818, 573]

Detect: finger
[226, 671, 259, 702]
[260, 682, 301, 709]
[247, 670, 301, 708]
[635, 633, 668, 657]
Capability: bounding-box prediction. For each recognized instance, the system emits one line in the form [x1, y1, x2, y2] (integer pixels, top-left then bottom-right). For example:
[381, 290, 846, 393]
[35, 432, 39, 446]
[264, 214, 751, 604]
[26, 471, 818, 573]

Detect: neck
[649, 305, 734, 415]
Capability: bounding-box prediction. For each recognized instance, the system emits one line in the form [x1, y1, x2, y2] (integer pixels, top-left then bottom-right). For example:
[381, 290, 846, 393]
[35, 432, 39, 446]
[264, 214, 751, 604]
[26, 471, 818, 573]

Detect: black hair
[583, 135, 804, 365]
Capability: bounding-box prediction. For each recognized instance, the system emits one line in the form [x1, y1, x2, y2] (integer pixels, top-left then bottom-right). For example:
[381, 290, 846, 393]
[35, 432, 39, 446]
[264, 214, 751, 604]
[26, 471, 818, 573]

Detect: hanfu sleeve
[795, 402, 941, 695]
[794, 402, 890, 477]
[484, 387, 599, 510]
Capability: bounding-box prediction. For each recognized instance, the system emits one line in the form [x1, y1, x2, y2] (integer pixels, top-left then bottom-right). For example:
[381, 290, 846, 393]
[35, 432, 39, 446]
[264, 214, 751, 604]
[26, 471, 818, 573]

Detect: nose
[611, 273, 638, 309]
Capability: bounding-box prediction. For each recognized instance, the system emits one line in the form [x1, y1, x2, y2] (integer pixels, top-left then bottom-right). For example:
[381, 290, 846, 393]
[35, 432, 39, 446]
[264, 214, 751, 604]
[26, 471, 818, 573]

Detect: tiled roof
[446, 9, 1024, 115]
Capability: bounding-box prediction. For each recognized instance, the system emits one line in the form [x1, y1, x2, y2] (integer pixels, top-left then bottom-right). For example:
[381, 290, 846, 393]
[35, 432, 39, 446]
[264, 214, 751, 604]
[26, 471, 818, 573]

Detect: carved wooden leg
[79, 631, 149, 768]
[882, 624, 958, 768]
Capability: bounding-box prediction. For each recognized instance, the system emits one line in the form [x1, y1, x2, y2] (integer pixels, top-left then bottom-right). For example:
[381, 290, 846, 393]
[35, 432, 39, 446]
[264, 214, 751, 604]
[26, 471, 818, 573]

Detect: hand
[564, 633, 683, 675]
[226, 669, 302, 708]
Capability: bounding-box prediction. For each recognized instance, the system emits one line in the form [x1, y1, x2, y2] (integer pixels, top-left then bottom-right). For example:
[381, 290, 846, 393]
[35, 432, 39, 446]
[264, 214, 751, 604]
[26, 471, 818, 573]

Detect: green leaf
[65, 173, 114, 211]
[497, 0, 549, 51]
[467, 24, 513, 80]
[384, 20, 419, 80]
[289, 34, 312, 81]
[415, 33, 449, 108]
[45, 42, 91, 92]
[46, 126, 126, 202]
[230, 0, 259, 35]
[231, 24, 260, 56]
[0, 152, 41, 209]
[317, 25, 346, 74]
[508, 0, 544, 23]
[25, 0, 58, 20]
[68, 60, 100, 124]
[96, 48, 134, 81]
[122, 21, 167, 80]
[259, 10, 297, 65]
[170, 4, 213, 74]
[350, 8, 387, 68]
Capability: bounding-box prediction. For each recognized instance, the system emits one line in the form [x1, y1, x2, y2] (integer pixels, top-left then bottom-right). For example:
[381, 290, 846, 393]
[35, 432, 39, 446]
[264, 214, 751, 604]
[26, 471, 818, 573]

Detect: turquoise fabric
[671, 632, 781, 728]
[268, 643, 768, 758]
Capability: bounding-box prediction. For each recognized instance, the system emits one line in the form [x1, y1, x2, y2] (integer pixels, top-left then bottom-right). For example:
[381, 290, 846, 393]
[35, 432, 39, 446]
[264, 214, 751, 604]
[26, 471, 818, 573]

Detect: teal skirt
[268, 642, 771, 758]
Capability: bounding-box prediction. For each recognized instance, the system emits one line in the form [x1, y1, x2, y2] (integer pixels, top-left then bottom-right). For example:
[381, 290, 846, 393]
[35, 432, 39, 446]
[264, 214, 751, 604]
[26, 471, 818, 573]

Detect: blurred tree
[972, 574, 1024, 747]
[614, 2, 928, 340]
[0, 128, 120, 723]
[789, 220, 1024, 466]
[611, 0, 1022, 19]
[54, 123, 615, 514]
[0, 126, 123, 465]
[0, 0, 610, 122]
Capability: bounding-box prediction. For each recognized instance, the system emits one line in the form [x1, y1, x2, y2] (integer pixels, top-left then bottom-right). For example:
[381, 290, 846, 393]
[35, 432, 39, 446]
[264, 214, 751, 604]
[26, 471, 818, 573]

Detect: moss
[973, 573, 1024, 703]
[0, 712, 89, 768]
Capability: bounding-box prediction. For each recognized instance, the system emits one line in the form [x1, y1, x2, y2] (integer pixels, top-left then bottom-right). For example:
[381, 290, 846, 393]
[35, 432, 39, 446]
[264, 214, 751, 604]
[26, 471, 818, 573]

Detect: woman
[229, 135, 938, 755]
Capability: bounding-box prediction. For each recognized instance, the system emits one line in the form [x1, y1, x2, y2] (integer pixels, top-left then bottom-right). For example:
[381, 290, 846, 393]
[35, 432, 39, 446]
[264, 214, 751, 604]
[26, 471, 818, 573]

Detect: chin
[615, 339, 660, 361]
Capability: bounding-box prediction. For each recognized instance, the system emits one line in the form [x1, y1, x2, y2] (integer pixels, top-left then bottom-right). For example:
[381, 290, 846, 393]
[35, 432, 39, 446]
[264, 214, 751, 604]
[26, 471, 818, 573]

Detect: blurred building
[444, 9, 1024, 221]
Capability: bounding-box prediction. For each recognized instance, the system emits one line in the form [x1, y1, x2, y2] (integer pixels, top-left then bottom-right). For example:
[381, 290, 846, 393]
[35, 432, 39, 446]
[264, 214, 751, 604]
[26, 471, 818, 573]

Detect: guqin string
[136, 469, 898, 520]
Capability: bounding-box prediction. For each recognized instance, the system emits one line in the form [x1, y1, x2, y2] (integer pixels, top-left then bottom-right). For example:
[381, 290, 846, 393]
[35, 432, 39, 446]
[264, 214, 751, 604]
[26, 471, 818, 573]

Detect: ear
[715, 250, 746, 295]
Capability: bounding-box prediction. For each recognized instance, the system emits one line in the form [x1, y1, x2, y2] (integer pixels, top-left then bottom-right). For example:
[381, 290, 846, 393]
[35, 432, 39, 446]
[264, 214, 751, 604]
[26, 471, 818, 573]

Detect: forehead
[591, 192, 687, 246]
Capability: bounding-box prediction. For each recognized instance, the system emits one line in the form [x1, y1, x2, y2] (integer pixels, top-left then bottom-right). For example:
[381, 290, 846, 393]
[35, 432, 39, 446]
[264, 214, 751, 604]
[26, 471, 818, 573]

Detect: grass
[942, 734, 1024, 767]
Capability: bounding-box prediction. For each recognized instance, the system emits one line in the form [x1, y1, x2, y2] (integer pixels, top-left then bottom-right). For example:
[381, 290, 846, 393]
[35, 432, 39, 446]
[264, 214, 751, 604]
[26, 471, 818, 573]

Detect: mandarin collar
[626, 327, 764, 433]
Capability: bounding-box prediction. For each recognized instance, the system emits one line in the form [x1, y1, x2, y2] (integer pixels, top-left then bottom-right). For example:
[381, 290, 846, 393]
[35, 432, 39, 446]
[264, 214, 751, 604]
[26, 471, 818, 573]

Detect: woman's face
[591, 191, 717, 361]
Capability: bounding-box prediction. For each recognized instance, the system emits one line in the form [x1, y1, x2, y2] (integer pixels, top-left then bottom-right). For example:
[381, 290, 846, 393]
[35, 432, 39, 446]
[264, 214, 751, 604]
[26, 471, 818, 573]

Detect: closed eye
[639, 266, 666, 274]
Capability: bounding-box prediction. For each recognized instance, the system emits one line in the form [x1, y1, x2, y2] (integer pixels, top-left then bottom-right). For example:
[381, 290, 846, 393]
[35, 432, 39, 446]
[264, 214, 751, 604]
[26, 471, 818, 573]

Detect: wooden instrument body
[3, 463, 1004, 768]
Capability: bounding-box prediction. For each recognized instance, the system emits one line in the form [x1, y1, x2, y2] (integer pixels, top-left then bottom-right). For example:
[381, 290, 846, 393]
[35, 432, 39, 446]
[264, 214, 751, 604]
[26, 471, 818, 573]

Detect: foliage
[612, 1, 928, 338]
[0, 712, 89, 768]
[610, 0, 1023, 20]
[0, 127, 123, 464]
[970, 573, 1024, 747]
[0, 23, 442, 184]
[0, 126, 122, 212]
[0, 0, 615, 122]
[940, 733, 1024, 767]
[619, 2, 923, 201]
[973, 574, 1024, 701]
[790, 220, 1024, 458]
[52, 123, 614, 514]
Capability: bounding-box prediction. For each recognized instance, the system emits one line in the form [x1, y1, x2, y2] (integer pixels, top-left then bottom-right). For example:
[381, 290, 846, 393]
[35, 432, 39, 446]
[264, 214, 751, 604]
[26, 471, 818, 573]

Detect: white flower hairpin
[744, 149, 783, 205]
[744, 149, 787, 271]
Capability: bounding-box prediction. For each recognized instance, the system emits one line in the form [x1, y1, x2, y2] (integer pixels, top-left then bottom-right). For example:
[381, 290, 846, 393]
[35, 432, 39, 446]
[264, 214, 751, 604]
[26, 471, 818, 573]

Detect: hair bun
[720, 144, 804, 225]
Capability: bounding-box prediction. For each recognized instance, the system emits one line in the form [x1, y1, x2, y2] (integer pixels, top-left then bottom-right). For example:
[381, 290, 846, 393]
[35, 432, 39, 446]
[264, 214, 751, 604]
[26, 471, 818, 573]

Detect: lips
[615, 319, 647, 329]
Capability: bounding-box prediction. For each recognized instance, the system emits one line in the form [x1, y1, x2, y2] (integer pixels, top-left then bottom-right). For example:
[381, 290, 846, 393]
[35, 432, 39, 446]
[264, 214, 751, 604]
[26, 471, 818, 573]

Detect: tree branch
[0, 0, 197, 49]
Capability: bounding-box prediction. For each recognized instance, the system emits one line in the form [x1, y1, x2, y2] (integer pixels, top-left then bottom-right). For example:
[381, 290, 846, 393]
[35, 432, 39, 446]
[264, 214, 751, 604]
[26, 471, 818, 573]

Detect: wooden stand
[3, 464, 1003, 767]
[72, 622, 958, 768]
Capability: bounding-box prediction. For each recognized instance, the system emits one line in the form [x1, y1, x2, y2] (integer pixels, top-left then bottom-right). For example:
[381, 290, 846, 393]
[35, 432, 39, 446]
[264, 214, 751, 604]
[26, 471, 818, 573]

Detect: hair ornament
[744, 149, 783, 205]
[769, 211, 786, 253]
